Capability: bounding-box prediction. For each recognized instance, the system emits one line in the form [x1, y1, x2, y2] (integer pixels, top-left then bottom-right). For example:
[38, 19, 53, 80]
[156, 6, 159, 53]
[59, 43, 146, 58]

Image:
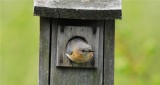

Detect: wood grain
[39, 17, 51, 85]
[103, 20, 115, 85]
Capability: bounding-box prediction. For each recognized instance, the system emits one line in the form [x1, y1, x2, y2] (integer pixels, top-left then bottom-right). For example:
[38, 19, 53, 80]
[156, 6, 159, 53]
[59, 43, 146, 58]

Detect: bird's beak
[82, 50, 94, 52]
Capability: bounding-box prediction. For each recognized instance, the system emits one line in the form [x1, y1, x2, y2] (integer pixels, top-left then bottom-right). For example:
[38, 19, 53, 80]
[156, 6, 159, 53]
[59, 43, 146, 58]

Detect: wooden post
[34, 0, 122, 85]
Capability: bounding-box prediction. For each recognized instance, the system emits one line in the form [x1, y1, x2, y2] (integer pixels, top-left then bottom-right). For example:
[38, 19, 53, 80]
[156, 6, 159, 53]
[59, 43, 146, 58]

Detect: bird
[66, 38, 94, 63]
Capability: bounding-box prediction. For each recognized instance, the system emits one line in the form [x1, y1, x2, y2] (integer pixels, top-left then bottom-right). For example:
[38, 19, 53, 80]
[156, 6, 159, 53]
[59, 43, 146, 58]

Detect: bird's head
[76, 42, 94, 57]
[66, 37, 94, 63]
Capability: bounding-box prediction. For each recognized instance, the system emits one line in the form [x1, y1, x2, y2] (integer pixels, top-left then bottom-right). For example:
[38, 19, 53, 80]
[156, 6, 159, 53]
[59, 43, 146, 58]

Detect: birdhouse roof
[34, 0, 122, 20]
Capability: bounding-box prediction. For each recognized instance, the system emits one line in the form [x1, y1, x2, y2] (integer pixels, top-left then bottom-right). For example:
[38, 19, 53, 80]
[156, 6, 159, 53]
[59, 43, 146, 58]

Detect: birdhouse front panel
[49, 19, 104, 85]
[55, 19, 103, 68]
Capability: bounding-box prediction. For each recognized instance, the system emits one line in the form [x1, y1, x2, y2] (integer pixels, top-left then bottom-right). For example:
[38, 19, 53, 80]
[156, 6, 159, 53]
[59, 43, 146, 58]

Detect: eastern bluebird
[66, 38, 94, 63]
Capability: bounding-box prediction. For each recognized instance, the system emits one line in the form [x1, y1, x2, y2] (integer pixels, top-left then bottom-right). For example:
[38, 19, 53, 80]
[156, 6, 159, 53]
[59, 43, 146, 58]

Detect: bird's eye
[82, 50, 85, 52]
[89, 50, 94, 52]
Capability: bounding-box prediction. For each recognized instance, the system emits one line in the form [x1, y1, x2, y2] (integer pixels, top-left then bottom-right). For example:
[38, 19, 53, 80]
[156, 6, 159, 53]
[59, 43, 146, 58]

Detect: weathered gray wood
[104, 20, 115, 85]
[50, 19, 104, 85]
[39, 17, 51, 85]
[56, 23, 100, 68]
[34, 0, 122, 19]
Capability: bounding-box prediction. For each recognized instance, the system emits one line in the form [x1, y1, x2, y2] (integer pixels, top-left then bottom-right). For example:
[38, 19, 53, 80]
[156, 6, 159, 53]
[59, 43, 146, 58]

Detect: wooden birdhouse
[34, 0, 122, 85]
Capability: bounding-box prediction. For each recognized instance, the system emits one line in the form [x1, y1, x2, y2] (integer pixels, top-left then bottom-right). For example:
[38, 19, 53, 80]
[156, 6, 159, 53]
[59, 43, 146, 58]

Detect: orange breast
[69, 50, 93, 63]
[72, 50, 83, 61]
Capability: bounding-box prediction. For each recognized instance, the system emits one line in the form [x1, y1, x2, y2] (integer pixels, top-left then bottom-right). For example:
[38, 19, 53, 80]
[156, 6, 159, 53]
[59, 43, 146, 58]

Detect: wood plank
[34, 0, 122, 19]
[39, 17, 51, 85]
[103, 20, 115, 85]
[50, 19, 104, 85]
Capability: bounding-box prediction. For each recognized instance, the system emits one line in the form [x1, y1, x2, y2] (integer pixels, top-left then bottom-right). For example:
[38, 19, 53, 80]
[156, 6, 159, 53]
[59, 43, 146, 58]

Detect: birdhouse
[34, 0, 122, 85]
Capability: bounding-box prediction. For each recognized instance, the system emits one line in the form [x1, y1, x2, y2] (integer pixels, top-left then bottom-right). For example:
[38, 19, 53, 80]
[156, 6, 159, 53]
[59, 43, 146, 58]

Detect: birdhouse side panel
[104, 20, 115, 85]
[39, 17, 51, 85]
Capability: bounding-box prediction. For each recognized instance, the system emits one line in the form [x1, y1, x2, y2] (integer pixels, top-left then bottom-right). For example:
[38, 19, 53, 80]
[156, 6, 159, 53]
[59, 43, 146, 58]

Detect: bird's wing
[66, 42, 73, 55]
[66, 48, 72, 55]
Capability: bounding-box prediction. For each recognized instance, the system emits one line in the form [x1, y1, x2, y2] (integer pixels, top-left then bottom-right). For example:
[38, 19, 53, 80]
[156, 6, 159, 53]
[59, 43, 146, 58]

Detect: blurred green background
[0, 0, 160, 85]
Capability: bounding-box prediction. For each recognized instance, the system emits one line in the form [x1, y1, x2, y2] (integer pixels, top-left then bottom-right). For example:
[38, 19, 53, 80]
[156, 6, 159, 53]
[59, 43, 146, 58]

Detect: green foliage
[1, 0, 39, 85]
[115, 1, 160, 85]
[0, 0, 160, 85]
